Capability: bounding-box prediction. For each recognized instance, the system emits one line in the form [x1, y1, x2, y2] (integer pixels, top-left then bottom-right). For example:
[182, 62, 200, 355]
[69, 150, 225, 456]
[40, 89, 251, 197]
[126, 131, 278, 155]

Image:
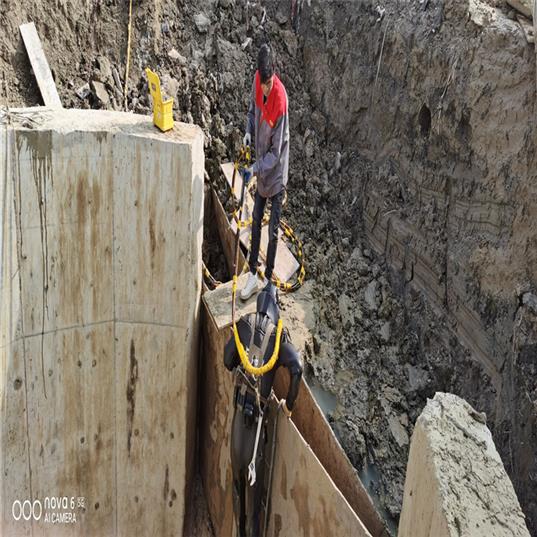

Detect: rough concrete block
[398, 393, 530, 537]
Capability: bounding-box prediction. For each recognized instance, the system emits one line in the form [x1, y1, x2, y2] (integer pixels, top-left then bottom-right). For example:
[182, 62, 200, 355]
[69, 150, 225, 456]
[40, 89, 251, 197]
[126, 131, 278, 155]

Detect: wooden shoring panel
[200, 285, 387, 537]
[220, 162, 299, 282]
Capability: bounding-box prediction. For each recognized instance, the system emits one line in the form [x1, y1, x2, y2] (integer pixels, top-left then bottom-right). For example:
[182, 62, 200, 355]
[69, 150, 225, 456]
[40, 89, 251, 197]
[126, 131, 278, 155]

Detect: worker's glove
[282, 400, 292, 419]
[241, 166, 253, 185]
[243, 132, 251, 147]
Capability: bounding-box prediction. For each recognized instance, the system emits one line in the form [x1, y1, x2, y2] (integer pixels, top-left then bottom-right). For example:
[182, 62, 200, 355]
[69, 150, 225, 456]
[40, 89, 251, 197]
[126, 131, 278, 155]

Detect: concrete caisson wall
[0, 108, 204, 536]
[398, 393, 530, 537]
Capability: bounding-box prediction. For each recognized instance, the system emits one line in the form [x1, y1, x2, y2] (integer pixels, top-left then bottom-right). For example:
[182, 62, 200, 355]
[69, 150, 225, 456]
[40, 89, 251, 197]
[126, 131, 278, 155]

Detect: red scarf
[255, 71, 287, 128]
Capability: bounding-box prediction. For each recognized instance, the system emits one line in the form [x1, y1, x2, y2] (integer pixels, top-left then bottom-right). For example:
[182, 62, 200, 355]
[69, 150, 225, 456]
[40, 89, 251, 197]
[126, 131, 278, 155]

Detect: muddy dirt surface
[2, 0, 536, 534]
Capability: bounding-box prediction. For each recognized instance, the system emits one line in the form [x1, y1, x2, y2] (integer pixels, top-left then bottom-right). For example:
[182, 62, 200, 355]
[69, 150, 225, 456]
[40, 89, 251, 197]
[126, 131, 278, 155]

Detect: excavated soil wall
[301, 0, 537, 531]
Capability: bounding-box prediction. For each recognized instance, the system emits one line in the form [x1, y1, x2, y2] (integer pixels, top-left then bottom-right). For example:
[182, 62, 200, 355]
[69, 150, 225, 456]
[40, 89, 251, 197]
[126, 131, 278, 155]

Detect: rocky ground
[2, 0, 536, 534]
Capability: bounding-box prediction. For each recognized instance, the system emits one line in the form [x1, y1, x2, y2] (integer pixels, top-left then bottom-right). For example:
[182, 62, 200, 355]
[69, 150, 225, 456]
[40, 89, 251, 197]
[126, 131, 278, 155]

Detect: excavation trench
[0, 106, 531, 537]
[1, 0, 536, 533]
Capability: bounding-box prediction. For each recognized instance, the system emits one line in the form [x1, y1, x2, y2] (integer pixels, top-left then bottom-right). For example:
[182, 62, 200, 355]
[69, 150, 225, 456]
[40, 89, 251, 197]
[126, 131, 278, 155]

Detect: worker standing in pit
[224, 283, 302, 537]
[240, 43, 290, 301]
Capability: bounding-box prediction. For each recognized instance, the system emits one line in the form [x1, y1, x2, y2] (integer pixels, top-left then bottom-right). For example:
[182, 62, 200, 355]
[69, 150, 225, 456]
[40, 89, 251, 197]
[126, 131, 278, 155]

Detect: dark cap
[258, 43, 274, 84]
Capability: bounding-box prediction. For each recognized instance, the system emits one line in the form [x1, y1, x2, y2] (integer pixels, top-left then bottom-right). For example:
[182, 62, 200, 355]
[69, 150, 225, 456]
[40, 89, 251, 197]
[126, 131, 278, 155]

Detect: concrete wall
[398, 393, 530, 537]
[0, 108, 204, 536]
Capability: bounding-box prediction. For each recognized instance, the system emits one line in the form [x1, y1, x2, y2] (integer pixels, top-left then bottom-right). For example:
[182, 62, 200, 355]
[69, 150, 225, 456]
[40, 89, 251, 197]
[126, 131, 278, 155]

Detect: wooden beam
[220, 162, 299, 283]
[19, 22, 62, 108]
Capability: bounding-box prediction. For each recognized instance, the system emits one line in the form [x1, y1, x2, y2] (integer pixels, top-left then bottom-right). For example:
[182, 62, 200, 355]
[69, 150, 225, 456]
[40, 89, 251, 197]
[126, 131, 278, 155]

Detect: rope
[123, 0, 133, 111]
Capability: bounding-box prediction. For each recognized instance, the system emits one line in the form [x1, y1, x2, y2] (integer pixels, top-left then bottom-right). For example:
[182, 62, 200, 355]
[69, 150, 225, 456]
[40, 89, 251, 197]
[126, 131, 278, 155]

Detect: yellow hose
[231, 275, 282, 376]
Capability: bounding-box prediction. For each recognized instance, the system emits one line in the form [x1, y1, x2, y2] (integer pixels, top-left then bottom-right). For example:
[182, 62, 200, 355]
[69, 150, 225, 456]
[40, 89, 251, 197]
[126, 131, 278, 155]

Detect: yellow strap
[231, 275, 283, 376]
[233, 319, 283, 376]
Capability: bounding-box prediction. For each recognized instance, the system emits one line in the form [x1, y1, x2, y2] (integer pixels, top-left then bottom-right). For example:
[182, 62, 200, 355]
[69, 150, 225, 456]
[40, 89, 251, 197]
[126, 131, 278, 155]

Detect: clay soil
[2, 0, 536, 534]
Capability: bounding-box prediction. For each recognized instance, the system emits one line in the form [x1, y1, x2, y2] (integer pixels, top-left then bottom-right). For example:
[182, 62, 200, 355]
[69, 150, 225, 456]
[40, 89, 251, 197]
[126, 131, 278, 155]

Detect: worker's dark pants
[249, 189, 284, 280]
[231, 407, 266, 537]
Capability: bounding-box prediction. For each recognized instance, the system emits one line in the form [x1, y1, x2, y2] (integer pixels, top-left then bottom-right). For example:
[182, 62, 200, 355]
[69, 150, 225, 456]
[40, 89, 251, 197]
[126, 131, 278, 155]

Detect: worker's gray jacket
[246, 72, 289, 198]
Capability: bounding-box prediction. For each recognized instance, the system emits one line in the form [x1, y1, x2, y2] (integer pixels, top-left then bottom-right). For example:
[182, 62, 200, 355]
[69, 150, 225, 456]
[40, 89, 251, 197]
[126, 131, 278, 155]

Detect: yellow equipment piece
[145, 67, 174, 132]
[231, 275, 283, 377]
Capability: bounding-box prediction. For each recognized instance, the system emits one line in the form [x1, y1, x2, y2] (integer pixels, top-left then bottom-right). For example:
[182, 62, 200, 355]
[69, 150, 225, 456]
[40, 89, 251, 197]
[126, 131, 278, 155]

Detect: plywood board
[19, 23, 62, 108]
[267, 407, 372, 537]
[211, 187, 247, 277]
[198, 308, 236, 537]
[221, 162, 299, 282]
[273, 371, 390, 537]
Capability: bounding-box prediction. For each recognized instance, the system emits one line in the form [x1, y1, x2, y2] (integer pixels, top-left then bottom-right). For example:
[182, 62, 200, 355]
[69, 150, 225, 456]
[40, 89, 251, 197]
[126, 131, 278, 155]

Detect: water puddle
[359, 458, 398, 536]
[305, 373, 398, 535]
[305, 375, 337, 417]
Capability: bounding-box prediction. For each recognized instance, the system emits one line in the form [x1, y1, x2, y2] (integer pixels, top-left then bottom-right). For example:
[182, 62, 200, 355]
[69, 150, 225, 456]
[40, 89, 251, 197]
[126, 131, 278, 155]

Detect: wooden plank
[202, 275, 258, 330]
[221, 162, 299, 282]
[19, 23, 62, 108]
[211, 187, 247, 276]
[198, 308, 236, 537]
[267, 400, 373, 537]
[273, 371, 390, 537]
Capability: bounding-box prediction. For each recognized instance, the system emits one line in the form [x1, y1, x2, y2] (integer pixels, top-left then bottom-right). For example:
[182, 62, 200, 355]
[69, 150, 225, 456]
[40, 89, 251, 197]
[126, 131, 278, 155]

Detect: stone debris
[388, 415, 409, 447]
[338, 293, 354, 327]
[364, 280, 379, 311]
[95, 56, 112, 84]
[75, 82, 90, 100]
[379, 321, 390, 342]
[276, 10, 288, 25]
[194, 12, 211, 33]
[522, 292, 537, 314]
[506, 0, 532, 18]
[91, 80, 109, 106]
[168, 48, 187, 64]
